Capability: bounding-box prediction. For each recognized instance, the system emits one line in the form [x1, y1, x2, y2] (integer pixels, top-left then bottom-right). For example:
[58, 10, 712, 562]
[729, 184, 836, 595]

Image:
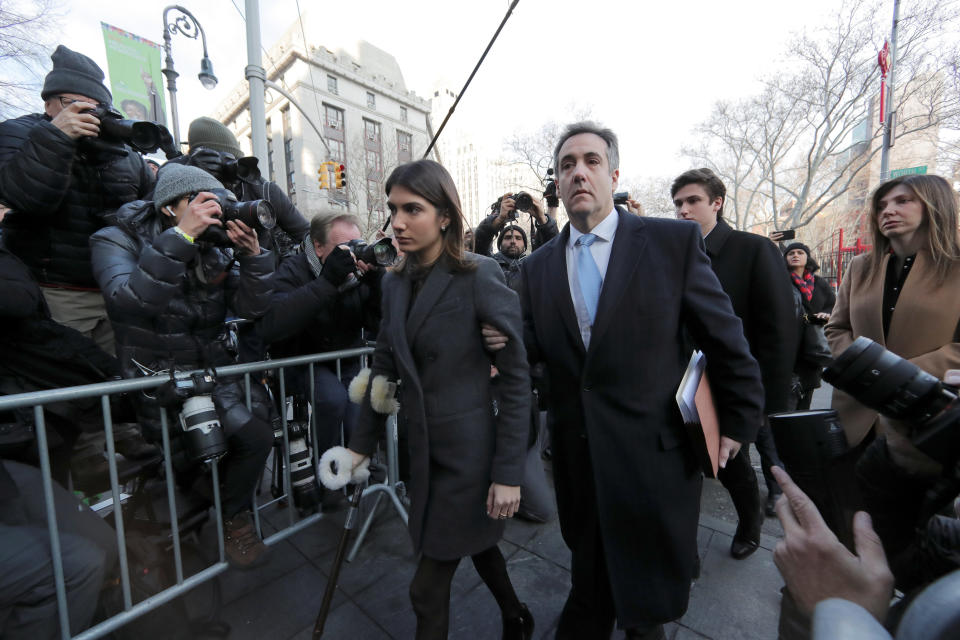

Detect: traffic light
[335, 163, 347, 189]
[317, 162, 331, 189]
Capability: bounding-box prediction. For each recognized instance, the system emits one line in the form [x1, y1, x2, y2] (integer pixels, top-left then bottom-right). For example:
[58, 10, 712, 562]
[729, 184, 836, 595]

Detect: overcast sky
[55, 0, 847, 180]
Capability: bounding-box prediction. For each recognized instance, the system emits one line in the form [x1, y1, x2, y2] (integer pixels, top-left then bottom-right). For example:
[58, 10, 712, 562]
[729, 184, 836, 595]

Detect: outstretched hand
[771, 466, 894, 622]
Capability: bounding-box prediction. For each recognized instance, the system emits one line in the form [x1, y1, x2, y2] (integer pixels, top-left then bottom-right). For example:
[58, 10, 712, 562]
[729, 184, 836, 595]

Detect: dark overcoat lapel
[541, 225, 586, 354]
[589, 212, 646, 356]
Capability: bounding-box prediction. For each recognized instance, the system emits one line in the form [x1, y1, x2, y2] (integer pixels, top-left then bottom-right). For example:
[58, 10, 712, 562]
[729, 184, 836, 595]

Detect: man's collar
[568, 208, 618, 248]
[703, 218, 732, 256]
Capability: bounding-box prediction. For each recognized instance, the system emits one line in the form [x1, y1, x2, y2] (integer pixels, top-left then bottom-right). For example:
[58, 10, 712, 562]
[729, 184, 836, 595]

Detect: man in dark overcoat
[519, 122, 764, 639]
[672, 168, 797, 554]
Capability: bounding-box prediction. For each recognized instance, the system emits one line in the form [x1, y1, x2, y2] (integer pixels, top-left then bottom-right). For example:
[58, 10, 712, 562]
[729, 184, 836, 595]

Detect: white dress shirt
[566, 209, 619, 348]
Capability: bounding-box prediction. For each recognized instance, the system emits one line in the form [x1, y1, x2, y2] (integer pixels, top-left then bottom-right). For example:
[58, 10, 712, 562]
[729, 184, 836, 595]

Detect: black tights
[409, 545, 522, 640]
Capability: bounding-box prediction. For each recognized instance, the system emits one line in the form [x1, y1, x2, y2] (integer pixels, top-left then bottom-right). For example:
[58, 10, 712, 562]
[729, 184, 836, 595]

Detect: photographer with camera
[0, 45, 154, 354]
[179, 117, 309, 263]
[258, 213, 384, 503]
[90, 164, 276, 568]
[473, 192, 558, 279]
[0, 45, 157, 475]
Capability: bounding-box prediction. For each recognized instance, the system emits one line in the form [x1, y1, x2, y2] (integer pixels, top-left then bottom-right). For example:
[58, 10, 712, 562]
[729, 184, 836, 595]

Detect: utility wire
[422, 0, 520, 159]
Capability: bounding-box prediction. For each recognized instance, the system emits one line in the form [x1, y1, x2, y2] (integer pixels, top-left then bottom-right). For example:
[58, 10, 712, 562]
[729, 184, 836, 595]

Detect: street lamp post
[161, 4, 218, 149]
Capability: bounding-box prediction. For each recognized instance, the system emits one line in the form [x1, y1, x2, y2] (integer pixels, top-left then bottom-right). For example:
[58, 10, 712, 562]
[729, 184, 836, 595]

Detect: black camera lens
[512, 192, 533, 212]
[823, 336, 956, 424]
[235, 200, 276, 230]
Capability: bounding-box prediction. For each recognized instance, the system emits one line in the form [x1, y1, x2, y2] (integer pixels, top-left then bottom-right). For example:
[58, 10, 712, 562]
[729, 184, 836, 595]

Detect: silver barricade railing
[0, 346, 412, 640]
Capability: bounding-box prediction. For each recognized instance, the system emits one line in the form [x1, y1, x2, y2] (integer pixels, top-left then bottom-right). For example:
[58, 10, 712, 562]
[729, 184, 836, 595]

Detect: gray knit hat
[188, 116, 243, 159]
[41, 45, 112, 106]
[154, 164, 224, 210]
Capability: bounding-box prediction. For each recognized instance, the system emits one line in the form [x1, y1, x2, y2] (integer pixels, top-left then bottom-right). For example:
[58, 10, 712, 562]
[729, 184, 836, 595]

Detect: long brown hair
[385, 159, 474, 273]
[866, 174, 960, 285]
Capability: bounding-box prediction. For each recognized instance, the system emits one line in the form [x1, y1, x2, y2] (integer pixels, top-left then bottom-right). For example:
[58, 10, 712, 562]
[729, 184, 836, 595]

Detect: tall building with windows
[213, 17, 431, 234]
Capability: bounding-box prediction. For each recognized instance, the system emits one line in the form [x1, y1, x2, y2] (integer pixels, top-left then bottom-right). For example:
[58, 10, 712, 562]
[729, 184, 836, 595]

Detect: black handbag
[799, 315, 833, 367]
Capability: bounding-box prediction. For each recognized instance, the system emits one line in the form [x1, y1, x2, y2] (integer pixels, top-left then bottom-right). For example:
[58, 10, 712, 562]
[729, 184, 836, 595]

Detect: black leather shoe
[503, 603, 534, 640]
[765, 492, 781, 517]
[730, 518, 761, 560]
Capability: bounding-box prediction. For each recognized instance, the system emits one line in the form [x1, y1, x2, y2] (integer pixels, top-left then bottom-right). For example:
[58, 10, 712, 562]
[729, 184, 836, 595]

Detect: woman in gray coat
[346, 160, 533, 640]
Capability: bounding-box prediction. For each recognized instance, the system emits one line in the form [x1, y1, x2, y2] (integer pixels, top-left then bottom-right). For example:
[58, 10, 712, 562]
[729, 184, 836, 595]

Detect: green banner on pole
[100, 22, 166, 125]
[889, 165, 927, 178]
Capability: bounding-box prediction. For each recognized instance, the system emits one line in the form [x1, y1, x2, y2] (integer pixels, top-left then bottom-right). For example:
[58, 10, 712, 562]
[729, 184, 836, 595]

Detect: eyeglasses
[57, 96, 82, 108]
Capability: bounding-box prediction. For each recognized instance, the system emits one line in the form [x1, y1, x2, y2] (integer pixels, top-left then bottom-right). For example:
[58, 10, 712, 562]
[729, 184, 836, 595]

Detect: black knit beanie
[498, 224, 528, 251]
[41, 45, 112, 106]
[154, 164, 224, 210]
[188, 116, 243, 159]
[783, 242, 819, 273]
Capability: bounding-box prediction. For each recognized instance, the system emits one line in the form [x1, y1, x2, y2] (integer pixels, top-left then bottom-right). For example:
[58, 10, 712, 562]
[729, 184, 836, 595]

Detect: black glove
[322, 246, 357, 286]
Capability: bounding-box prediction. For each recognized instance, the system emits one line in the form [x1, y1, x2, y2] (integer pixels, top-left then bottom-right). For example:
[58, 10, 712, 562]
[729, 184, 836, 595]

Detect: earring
[441, 225, 447, 232]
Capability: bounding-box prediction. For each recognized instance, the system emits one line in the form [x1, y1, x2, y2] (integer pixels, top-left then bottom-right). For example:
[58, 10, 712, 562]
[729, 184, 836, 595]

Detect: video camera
[543, 168, 558, 208]
[155, 371, 226, 463]
[80, 105, 178, 158]
[188, 187, 276, 247]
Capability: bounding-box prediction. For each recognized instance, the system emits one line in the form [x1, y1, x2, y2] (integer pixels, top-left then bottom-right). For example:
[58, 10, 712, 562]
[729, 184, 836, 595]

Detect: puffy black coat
[89, 200, 275, 381]
[257, 252, 382, 358]
[0, 113, 154, 288]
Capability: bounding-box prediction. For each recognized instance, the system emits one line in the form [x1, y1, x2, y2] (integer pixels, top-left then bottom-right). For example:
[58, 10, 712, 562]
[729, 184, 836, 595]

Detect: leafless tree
[683, 0, 960, 231]
[0, 0, 63, 118]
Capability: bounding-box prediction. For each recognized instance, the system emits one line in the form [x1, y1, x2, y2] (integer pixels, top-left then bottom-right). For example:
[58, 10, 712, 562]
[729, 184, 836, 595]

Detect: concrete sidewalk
[207, 386, 833, 639]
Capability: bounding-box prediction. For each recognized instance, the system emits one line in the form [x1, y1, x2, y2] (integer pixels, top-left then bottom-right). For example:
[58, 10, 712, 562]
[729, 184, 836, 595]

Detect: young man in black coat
[671, 168, 798, 556]
[520, 123, 764, 639]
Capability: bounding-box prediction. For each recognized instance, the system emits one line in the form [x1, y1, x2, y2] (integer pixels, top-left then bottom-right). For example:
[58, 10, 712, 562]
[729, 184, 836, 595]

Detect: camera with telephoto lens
[80, 105, 174, 157]
[268, 395, 321, 513]
[190, 188, 276, 246]
[346, 237, 398, 267]
[822, 337, 960, 448]
[771, 337, 960, 552]
[155, 371, 226, 463]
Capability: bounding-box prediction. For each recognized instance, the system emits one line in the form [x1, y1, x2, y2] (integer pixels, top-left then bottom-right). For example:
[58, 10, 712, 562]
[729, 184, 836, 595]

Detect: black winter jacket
[89, 200, 275, 381]
[0, 113, 154, 288]
[257, 252, 382, 358]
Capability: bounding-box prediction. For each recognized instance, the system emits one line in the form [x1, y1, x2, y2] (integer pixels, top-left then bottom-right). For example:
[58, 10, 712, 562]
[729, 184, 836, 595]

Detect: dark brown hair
[385, 160, 473, 273]
[866, 174, 960, 285]
[670, 168, 727, 220]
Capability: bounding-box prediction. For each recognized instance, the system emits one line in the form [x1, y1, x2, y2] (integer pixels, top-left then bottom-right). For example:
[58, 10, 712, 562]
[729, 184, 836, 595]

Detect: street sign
[890, 166, 927, 178]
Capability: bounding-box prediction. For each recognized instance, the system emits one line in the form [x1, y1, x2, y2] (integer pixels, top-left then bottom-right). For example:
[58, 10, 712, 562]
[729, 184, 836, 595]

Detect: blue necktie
[576, 233, 602, 324]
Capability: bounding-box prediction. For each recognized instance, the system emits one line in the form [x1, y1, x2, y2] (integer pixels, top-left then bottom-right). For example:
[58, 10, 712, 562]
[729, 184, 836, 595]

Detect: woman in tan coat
[825, 174, 960, 473]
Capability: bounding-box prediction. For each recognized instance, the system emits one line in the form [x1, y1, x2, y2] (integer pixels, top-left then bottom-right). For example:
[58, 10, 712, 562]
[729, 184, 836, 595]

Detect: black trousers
[409, 546, 521, 640]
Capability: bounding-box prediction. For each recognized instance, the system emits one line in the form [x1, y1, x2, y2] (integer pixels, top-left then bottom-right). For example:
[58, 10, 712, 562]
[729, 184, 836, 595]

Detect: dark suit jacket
[703, 219, 798, 414]
[350, 253, 530, 561]
[520, 211, 763, 626]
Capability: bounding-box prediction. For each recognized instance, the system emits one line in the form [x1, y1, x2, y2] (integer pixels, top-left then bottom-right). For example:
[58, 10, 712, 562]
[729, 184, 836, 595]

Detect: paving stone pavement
[185, 386, 834, 639]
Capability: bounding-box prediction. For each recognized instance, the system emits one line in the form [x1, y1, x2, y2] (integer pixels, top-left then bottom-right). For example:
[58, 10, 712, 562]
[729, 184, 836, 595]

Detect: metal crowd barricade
[0, 346, 408, 640]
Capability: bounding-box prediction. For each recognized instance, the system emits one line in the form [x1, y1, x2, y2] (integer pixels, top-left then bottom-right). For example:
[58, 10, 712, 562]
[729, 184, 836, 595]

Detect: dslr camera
[80, 105, 176, 157]
[491, 192, 535, 221]
[155, 371, 226, 463]
[189, 187, 276, 247]
[346, 237, 398, 268]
